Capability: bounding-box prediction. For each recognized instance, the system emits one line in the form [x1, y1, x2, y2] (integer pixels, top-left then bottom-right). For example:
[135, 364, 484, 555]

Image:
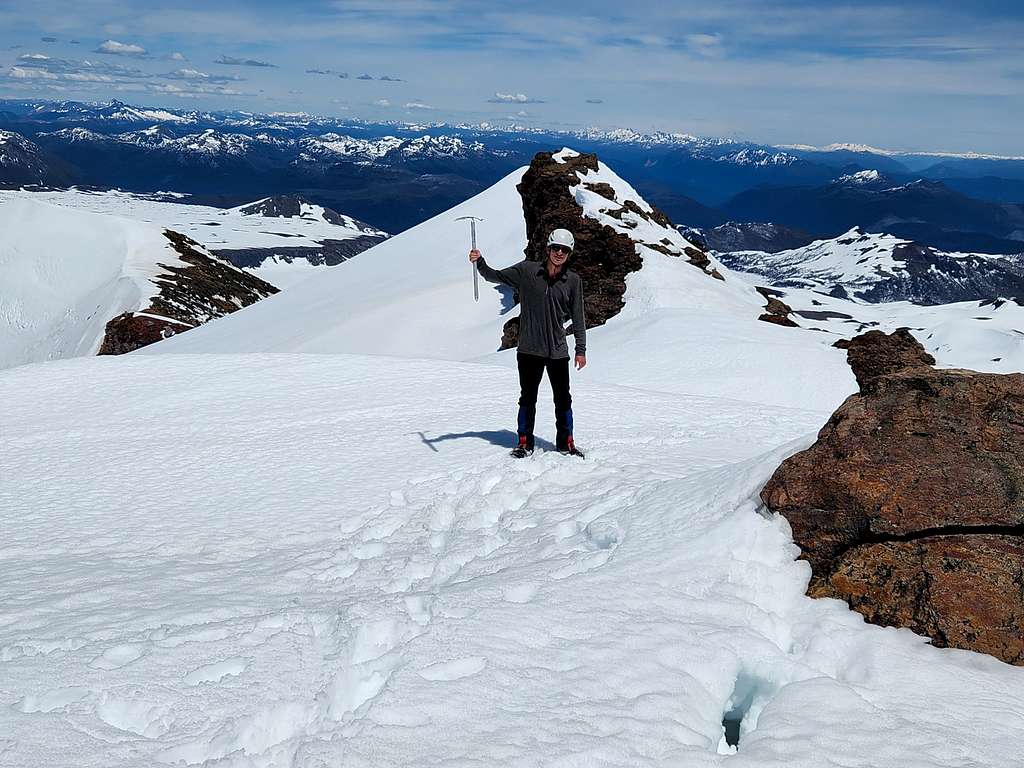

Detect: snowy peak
[97, 100, 192, 124]
[718, 148, 799, 167]
[835, 169, 885, 186]
[717, 227, 1024, 304]
[297, 133, 496, 166]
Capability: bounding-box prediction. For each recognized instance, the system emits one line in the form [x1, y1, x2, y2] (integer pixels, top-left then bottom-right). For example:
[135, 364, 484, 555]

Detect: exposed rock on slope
[762, 329, 1024, 665]
[100, 231, 278, 355]
[756, 286, 799, 327]
[0, 197, 277, 367]
[508, 148, 720, 347]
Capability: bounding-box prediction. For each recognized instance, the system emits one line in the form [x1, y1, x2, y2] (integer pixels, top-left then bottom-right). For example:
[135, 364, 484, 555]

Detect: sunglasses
[548, 245, 572, 254]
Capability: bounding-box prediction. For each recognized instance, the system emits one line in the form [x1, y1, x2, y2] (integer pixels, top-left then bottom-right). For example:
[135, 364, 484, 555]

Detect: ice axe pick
[457, 215, 484, 302]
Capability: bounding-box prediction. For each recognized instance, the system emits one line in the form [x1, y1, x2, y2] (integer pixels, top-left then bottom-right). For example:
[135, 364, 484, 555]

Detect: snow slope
[0, 197, 188, 368]
[4, 153, 1024, 767]
[3, 353, 1022, 768]
[144, 162, 854, 410]
[0, 189, 387, 289]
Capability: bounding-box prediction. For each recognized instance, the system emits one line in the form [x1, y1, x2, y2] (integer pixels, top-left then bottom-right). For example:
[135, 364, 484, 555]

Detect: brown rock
[755, 286, 798, 327]
[819, 535, 1024, 665]
[758, 313, 799, 327]
[512, 151, 721, 345]
[516, 151, 643, 329]
[835, 328, 936, 388]
[761, 329, 1024, 665]
[97, 230, 278, 356]
[98, 313, 189, 355]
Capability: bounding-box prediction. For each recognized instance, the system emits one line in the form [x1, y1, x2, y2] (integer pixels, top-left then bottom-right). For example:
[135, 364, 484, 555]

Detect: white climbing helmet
[546, 228, 575, 251]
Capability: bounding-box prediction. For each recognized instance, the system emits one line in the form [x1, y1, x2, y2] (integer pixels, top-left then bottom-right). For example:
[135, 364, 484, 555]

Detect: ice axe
[457, 215, 483, 302]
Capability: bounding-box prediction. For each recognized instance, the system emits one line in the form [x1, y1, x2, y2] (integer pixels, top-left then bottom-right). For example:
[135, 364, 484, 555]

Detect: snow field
[2, 353, 1022, 767]
[0, 197, 187, 368]
[0, 188, 383, 250]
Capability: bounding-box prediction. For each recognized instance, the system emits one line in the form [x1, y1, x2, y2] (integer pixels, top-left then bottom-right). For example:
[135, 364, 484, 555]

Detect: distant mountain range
[716, 226, 1024, 305]
[1, 98, 1023, 254]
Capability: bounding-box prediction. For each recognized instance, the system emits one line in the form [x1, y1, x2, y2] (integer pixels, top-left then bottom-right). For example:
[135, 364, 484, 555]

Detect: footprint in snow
[184, 657, 247, 686]
[417, 656, 486, 681]
[15, 686, 90, 713]
[89, 642, 148, 670]
[502, 582, 540, 603]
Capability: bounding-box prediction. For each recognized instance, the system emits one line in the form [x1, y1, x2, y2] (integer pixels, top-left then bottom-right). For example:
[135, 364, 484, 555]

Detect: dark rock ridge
[507, 150, 719, 348]
[761, 329, 1024, 665]
[704, 221, 817, 254]
[722, 178, 1024, 254]
[237, 195, 385, 234]
[0, 129, 72, 186]
[215, 234, 386, 270]
[98, 230, 277, 355]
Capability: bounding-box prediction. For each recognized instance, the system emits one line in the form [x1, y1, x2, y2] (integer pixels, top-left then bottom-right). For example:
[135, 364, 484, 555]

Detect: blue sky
[1, 0, 1022, 154]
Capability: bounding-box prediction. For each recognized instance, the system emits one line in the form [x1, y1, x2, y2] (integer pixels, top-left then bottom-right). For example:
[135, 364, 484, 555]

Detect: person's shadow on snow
[416, 429, 554, 452]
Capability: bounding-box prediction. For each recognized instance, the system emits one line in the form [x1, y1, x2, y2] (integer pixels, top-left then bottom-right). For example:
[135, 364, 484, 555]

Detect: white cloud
[488, 92, 544, 104]
[18, 53, 50, 61]
[96, 40, 147, 56]
[373, 98, 391, 107]
[404, 101, 436, 110]
[169, 52, 187, 61]
[148, 82, 243, 98]
[9, 66, 59, 80]
[686, 33, 724, 57]
[215, 55, 277, 68]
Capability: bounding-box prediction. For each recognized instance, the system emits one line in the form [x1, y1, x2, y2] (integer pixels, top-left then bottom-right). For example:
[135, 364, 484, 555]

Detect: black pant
[517, 353, 573, 449]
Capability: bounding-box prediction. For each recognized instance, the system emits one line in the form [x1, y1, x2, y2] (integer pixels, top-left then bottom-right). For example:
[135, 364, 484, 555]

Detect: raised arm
[469, 250, 522, 289]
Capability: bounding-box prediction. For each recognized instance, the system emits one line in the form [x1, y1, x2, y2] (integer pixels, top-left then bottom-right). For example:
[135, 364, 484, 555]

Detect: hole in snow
[717, 671, 772, 755]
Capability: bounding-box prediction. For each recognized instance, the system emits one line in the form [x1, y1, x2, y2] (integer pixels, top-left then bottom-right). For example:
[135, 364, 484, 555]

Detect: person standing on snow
[469, 228, 587, 458]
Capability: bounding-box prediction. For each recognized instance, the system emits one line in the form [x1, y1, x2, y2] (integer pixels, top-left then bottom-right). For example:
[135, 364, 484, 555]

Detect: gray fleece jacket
[476, 257, 587, 359]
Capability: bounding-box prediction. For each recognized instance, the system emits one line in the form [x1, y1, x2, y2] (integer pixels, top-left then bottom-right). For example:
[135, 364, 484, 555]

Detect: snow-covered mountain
[716, 226, 1024, 304]
[0, 197, 275, 368]
[143, 150, 855, 409]
[0, 129, 66, 185]
[702, 221, 817, 253]
[3, 149, 1024, 768]
[28, 98, 197, 125]
[0, 189, 388, 289]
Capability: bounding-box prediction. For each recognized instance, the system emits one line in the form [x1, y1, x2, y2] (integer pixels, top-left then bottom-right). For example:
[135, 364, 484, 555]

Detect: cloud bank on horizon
[1, 0, 1022, 154]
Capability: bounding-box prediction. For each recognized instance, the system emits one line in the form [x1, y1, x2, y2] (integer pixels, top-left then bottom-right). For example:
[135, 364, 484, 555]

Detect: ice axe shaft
[457, 216, 483, 302]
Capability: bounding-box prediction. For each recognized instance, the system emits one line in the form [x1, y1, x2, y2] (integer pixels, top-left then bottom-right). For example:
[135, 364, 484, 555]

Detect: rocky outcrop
[756, 286, 798, 327]
[98, 230, 278, 355]
[516, 151, 642, 332]
[509, 150, 720, 346]
[761, 330, 1024, 665]
[832, 328, 934, 387]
